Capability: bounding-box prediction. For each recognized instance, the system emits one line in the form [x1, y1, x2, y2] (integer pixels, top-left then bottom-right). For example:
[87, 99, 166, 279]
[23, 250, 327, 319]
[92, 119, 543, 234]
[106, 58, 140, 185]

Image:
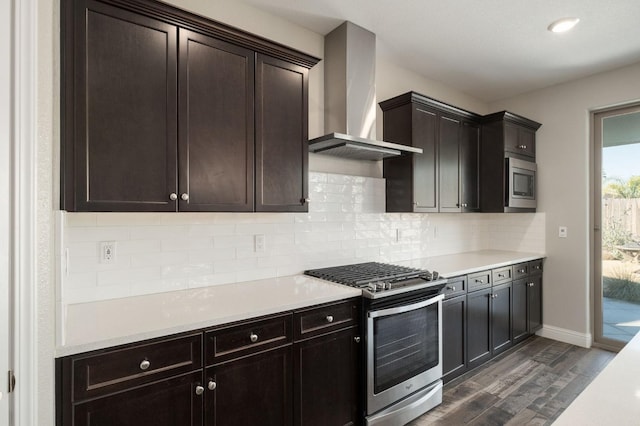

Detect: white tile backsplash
[60, 172, 546, 304]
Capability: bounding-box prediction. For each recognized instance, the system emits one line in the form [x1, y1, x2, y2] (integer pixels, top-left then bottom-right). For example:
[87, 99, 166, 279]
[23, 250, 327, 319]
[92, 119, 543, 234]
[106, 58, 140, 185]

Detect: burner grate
[304, 262, 427, 287]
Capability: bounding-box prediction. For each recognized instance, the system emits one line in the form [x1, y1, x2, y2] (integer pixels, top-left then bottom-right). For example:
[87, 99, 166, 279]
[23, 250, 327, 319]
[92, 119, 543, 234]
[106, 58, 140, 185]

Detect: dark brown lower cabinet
[206, 346, 292, 426]
[294, 327, 360, 426]
[73, 371, 203, 426]
[491, 283, 512, 355]
[57, 299, 361, 426]
[442, 294, 466, 383]
[528, 274, 543, 333]
[512, 279, 529, 344]
[466, 287, 492, 369]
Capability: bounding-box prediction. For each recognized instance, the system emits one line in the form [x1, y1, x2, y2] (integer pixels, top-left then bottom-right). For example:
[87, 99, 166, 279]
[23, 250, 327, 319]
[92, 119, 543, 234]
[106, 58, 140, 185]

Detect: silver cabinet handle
[498, 273, 504, 278]
[169, 193, 178, 201]
[139, 359, 150, 370]
[529, 282, 535, 287]
[476, 279, 484, 283]
[462, 203, 468, 208]
[446, 285, 456, 291]
[208, 380, 217, 391]
[195, 385, 204, 396]
[491, 294, 498, 299]
[518, 269, 525, 273]
[181, 193, 189, 201]
[518, 144, 527, 149]
[326, 315, 334, 323]
[250, 333, 258, 343]
[354, 336, 361, 343]
[300, 197, 310, 204]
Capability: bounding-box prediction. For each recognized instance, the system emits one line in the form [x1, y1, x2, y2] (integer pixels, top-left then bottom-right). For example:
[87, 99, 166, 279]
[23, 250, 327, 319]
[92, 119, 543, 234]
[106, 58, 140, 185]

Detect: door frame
[1, 0, 13, 421]
[592, 103, 640, 351]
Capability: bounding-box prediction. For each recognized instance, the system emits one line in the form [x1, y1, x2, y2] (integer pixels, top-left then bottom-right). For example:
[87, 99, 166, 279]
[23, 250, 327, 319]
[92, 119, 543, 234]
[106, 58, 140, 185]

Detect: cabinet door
[491, 283, 512, 355]
[412, 106, 439, 212]
[178, 29, 254, 211]
[512, 279, 529, 344]
[73, 371, 203, 426]
[255, 55, 309, 212]
[205, 346, 292, 426]
[460, 122, 481, 212]
[438, 115, 461, 213]
[528, 275, 543, 332]
[66, 0, 178, 211]
[504, 123, 535, 158]
[467, 288, 491, 369]
[443, 294, 466, 383]
[294, 328, 360, 426]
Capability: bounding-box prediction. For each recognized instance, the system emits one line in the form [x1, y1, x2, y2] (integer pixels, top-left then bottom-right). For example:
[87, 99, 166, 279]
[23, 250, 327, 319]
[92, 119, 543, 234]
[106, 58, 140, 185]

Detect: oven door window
[372, 303, 439, 394]
[512, 169, 534, 198]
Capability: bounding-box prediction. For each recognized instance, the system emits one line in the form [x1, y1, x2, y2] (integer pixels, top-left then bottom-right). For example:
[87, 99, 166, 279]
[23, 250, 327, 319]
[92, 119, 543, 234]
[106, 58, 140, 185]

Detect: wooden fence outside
[603, 198, 640, 239]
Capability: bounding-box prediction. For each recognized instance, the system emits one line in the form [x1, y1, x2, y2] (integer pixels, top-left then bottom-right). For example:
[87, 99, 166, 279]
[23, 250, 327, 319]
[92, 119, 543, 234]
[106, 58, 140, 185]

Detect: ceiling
[240, 0, 640, 102]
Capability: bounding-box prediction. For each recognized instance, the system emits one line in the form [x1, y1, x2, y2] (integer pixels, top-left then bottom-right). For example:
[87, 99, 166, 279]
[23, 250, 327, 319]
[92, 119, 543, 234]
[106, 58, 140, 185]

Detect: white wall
[491, 61, 640, 344]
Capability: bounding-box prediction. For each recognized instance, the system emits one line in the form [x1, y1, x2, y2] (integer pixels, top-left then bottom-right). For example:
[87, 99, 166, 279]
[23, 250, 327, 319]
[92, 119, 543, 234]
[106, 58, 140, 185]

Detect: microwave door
[507, 158, 537, 209]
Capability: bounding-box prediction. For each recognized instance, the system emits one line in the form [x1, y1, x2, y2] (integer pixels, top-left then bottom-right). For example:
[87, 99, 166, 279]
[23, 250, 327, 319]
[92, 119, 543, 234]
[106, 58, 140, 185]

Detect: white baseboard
[536, 325, 593, 348]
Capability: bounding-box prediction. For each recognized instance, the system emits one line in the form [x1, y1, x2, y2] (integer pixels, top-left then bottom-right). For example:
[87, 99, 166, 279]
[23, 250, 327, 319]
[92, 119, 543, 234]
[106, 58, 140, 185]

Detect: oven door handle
[368, 294, 444, 319]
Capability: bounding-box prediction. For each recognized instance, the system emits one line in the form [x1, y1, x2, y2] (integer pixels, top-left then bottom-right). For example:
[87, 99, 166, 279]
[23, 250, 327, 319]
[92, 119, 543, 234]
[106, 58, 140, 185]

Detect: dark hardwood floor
[410, 336, 615, 426]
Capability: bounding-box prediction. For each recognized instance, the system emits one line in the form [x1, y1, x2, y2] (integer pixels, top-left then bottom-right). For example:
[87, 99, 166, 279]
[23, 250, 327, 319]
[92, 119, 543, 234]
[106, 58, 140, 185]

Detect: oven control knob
[383, 282, 392, 290]
[376, 282, 386, 291]
[432, 271, 440, 280]
[367, 283, 378, 292]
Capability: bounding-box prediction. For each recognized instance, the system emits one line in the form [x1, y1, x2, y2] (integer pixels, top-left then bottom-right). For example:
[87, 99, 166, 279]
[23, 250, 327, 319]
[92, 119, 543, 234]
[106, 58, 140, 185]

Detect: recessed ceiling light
[548, 17, 580, 33]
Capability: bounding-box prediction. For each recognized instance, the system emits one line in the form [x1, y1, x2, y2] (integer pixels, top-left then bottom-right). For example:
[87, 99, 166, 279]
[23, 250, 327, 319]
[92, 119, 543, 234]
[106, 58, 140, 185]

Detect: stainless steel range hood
[309, 22, 422, 161]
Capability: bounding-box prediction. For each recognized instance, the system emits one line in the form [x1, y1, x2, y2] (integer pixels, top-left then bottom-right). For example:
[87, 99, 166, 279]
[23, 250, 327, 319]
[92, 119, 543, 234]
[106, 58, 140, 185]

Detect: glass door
[594, 105, 640, 350]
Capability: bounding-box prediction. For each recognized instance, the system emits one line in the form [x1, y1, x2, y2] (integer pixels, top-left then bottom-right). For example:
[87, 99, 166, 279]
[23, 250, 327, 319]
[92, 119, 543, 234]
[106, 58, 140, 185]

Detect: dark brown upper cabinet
[380, 92, 481, 213]
[255, 55, 309, 212]
[61, 0, 318, 212]
[480, 112, 541, 212]
[178, 30, 255, 212]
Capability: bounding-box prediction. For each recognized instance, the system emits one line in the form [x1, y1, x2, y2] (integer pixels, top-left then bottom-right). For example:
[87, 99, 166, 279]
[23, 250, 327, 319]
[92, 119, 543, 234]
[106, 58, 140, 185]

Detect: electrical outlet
[100, 241, 116, 264]
[254, 234, 265, 253]
[558, 226, 568, 238]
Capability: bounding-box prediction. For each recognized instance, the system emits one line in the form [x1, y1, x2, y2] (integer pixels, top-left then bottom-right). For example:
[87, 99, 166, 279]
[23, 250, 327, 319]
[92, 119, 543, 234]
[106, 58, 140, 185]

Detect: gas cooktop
[304, 262, 447, 299]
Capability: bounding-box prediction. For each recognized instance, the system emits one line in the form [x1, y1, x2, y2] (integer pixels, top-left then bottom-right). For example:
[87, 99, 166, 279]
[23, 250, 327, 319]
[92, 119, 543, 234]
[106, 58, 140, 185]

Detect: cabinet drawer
[294, 299, 360, 340]
[512, 263, 529, 280]
[206, 314, 292, 364]
[71, 333, 202, 401]
[492, 266, 512, 284]
[529, 259, 543, 274]
[442, 275, 466, 299]
[468, 270, 491, 292]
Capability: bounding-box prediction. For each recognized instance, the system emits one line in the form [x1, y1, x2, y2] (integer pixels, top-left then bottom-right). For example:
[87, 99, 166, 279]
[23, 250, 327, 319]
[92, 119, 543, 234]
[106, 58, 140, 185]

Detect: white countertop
[58, 249, 545, 357]
[553, 330, 640, 425]
[413, 249, 545, 277]
[59, 275, 361, 357]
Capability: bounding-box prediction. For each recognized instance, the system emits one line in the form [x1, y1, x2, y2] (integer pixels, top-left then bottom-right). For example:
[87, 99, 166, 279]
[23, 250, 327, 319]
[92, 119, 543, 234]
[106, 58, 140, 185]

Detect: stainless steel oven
[506, 156, 537, 210]
[304, 262, 447, 426]
[365, 291, 444, 425]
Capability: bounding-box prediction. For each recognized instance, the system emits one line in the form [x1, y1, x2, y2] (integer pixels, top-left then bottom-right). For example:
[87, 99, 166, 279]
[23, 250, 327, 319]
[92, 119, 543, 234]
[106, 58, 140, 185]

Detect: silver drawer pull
[139, 359, 150, 371]
[518, 269, 525, 273]
[195, 385, 204, 396]
[354, 336, 361, 343]
[326, 315, 334, 323]
[476, 279, 484, 283]
[529, 282, 535, 287]
[446, 286, 456, 291]
[518, 144, 527, 149]
[250, 333, 258, 343]
[208, 380, 217, 391]
[498, 273, 504, 278]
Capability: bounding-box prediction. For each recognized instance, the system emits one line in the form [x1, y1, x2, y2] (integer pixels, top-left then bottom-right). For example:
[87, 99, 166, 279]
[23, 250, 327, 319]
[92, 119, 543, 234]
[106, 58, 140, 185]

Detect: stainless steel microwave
[506, 157, 537, 209]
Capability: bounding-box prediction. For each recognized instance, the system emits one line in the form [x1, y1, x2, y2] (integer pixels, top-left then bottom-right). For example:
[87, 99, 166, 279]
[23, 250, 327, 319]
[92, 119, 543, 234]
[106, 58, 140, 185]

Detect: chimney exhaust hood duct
[309, 22, 422, 161]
